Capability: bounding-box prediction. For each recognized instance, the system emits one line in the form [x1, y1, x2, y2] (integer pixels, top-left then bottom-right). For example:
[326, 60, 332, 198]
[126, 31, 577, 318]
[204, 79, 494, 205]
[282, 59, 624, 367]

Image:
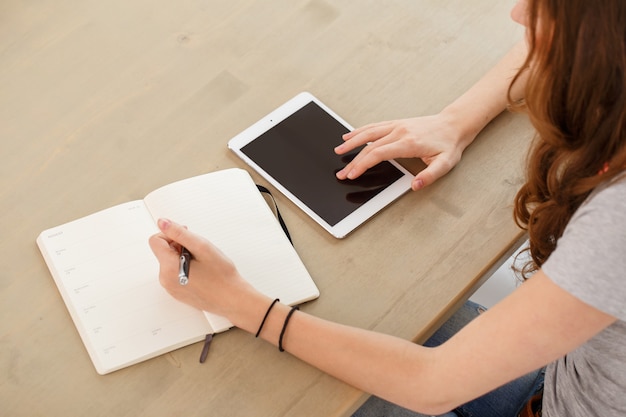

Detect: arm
[336, 40, 529, 191]
[149, 219, 616, 415]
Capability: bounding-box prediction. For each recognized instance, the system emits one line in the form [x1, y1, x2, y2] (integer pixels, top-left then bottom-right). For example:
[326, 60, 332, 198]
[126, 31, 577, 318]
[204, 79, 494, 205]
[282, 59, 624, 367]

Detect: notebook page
[144, 168, 319, 332]
[37, 201, 213, 374]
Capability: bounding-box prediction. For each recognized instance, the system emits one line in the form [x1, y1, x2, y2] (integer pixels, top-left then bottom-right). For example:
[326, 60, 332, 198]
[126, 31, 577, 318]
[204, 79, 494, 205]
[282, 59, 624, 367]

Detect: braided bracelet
[255, 298, 280, 338]
[279, 306, 299, 352]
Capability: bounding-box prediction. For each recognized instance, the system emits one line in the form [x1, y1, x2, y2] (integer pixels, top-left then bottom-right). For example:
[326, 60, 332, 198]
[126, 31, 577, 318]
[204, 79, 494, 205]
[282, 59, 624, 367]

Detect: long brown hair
[510, 0, 626, 278]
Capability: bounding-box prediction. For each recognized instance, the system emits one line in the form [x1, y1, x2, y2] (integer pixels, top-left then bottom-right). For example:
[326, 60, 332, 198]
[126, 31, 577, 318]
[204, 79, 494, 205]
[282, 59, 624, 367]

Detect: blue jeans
[352, 301, 544, 417]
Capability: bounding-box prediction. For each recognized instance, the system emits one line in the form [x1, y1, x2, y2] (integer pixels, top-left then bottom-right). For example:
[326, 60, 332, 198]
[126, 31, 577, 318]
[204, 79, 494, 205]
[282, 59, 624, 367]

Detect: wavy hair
[510, 0, 626, 277]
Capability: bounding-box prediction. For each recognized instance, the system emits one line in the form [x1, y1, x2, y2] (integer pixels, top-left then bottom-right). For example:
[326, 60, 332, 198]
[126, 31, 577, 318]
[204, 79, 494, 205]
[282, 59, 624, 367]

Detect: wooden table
[1, 1, 532, 416]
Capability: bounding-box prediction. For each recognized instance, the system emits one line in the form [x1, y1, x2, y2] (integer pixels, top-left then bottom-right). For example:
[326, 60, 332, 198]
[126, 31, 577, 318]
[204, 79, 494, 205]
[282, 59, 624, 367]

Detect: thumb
[412, 158, 455, 191]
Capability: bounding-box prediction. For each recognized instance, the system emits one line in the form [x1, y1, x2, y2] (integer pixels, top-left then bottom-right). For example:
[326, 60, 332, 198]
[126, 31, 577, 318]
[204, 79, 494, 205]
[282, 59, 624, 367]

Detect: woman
[149, 0, 626, 415]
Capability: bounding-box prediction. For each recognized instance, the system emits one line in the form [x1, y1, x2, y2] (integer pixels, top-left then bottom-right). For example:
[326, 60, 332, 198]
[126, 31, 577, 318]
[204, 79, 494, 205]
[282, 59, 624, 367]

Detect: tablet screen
[240, 101, 404, 226]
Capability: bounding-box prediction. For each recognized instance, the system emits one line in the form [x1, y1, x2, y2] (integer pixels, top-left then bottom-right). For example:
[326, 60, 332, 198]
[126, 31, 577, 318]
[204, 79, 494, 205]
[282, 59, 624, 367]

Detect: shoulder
[542, 173, 626, 319]
[581, 172, 626, 213]
[564, 173, 626, 245]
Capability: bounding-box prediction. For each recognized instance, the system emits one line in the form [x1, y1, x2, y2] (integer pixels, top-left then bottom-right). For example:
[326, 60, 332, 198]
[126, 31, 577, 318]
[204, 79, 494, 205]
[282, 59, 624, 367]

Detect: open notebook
[37, 168, 319, 374]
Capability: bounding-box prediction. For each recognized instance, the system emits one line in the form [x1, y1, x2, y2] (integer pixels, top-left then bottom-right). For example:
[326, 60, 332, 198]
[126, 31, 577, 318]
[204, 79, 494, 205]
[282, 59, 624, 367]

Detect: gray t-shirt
[541, 174, 626, 417]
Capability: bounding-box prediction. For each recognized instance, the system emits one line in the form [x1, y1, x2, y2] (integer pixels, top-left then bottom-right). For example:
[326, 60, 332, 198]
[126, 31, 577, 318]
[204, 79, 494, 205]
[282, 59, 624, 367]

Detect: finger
[336, 133, 400, 180]
[335, 143, 381, 180]
[412, 157, 456, 190]
[148, 233, 180, 278]
[341, 122, 378, 140]
[341, 121, 393, 141]
[156, 218, 207, 257]
[339, 139, 412, 180]
[335, 122, 394, 155]
[148, 233, 177, 259]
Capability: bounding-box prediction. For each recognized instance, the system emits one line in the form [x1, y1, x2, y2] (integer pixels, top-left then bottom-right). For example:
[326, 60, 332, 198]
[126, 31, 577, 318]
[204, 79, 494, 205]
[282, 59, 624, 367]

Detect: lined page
[37, 201, 213, 374]
[144, 168, 319, 332]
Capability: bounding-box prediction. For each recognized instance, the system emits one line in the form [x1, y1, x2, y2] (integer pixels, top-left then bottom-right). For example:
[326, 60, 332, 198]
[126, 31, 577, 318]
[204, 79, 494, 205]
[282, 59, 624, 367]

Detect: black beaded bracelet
[255, 298, 280, 338]
[278, 306, 299, 352]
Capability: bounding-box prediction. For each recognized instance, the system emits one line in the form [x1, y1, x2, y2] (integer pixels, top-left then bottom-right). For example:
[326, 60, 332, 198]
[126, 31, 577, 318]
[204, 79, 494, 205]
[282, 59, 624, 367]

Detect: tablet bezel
[227, 92, 413, 238]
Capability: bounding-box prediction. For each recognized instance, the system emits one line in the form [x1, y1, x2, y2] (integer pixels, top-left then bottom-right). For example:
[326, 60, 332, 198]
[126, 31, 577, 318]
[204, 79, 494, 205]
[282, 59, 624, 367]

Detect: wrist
[230, 295, 297, 351]
[228, 292, 275, 334]
[437, 104, 483, 152]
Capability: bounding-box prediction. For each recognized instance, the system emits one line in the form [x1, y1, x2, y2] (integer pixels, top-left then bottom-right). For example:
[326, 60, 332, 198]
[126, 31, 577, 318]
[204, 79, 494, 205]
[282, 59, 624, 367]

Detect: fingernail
[412, 179, 424, 190]
[158, 218, 171, 230]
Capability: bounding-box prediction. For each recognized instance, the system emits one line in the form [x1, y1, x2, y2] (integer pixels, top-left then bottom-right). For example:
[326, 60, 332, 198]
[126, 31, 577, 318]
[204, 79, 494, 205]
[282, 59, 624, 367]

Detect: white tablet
[228, 92, 413, 238]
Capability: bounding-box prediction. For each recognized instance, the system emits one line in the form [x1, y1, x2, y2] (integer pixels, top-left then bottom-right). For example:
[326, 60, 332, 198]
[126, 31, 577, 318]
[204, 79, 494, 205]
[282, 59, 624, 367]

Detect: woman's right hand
[334, 112, 475, 191]
[148, 218, 261, 322]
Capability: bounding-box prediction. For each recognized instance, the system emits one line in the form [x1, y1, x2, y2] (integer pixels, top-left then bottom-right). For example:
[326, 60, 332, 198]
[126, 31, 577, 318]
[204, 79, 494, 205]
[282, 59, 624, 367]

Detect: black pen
[178, 246, 192, 285]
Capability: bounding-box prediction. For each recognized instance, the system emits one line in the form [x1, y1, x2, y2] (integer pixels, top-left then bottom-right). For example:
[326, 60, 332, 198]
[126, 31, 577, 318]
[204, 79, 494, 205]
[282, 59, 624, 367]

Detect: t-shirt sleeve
[542, 176, 626, 321]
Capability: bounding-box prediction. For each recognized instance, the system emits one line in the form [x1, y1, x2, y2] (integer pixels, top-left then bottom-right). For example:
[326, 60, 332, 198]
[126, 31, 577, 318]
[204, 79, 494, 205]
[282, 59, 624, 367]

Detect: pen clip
[178, 247, 191, 286]
[178, 254, 189, 285]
